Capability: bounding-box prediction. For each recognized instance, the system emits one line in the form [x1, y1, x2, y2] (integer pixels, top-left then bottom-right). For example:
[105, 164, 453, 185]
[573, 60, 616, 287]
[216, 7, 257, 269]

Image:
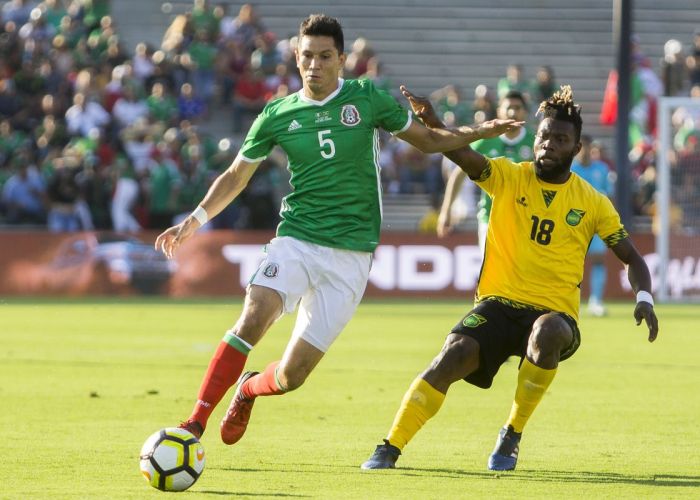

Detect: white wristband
[636, 290, 654, 306]
[191, 206, 208, 226]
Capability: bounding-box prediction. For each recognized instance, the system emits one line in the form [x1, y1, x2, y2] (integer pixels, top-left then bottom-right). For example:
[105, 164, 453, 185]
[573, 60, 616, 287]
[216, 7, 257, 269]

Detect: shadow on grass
[393, 467, 700, 487]
[198, 491, 308, 497]
[211, 464, 699, 489]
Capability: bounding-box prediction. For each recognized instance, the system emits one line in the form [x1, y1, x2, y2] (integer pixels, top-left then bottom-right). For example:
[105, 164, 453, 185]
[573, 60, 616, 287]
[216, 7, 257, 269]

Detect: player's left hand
[478, 118, 526, 139]
[400, 85, 443, 128]
[634, 302, 658, 342]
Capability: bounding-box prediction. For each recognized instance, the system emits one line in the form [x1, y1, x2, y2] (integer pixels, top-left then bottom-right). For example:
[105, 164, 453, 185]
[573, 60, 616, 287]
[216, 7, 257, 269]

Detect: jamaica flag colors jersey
[474, 157, 628, 321]
[472, 128, 536, 224]
[239, 79, 411, 252]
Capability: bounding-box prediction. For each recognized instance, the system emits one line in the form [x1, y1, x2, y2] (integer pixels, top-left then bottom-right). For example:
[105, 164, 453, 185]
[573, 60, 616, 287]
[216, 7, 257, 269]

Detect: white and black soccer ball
[139, 427, 205, 492]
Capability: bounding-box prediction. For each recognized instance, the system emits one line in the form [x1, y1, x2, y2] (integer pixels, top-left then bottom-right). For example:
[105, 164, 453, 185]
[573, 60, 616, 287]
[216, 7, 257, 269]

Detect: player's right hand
[634, 301, 659, 343]
[400, 85, 444, 128]
[155, 218, 198, 259]
[437, 210, 453, 238]
[478, 118, 526, 139]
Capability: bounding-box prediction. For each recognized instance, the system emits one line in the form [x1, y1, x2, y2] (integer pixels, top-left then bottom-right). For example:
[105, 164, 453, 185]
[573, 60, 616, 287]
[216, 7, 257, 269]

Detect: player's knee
[528, 314, 573, 361]
[425, 334, 479, 388]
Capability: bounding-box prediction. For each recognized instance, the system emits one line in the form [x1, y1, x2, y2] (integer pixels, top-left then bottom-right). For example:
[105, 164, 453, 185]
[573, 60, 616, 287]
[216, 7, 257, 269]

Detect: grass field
[2, 299, 699, 499]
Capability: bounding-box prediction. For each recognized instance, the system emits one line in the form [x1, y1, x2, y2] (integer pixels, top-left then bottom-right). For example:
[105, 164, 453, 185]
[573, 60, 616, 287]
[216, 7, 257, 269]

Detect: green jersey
[239, 78, 411, 252]
[472, 128, 536, 223]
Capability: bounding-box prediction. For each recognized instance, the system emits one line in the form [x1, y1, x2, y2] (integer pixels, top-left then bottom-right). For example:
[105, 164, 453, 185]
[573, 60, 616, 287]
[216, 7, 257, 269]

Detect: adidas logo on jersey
[288, 120, 302, 131]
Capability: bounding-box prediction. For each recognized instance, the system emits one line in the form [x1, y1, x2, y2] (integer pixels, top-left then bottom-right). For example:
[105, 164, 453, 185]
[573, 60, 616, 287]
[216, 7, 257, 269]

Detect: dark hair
[537, 85, 582, 140]
[299, 14, 344, 54]
[503, 89, 529, 111]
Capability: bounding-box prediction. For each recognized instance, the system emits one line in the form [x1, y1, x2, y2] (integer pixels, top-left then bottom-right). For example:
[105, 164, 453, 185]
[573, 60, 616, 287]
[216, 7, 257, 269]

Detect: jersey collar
[499, 127, 526, 145]
[298, 78, 345, 106]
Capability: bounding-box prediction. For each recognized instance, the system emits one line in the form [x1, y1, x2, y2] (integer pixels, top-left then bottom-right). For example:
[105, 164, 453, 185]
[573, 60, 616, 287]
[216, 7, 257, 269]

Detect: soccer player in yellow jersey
[362, 86, 659, 471]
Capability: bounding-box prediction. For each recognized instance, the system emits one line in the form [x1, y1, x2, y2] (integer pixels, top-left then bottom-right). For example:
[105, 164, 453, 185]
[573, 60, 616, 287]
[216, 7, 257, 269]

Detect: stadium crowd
[0, 0, 698, 233]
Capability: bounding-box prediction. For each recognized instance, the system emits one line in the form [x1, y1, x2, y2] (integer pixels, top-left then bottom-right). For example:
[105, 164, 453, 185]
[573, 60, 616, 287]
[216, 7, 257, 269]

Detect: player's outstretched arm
[396, 85, 523, 179]
[437, 167, 468, 238]
[611, 238, 659, 342]
[155, 157, 260, 259]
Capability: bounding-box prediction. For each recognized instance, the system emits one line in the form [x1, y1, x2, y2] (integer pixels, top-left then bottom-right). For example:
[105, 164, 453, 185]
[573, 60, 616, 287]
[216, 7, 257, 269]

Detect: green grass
[2, 299, 698, 499]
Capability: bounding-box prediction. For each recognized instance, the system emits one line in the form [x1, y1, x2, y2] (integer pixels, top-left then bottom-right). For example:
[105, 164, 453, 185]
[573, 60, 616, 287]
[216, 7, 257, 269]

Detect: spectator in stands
[2, 0, 37, 26]
[219, 39, 248, 105]
[46, 157, 85, 232]
[232, 65, 266, 133]
[345, 36, 374, 77]
[189, 0, 219, 41]
[112, 84, 149, 130]
[146, 81, 178, 126]
[111, 151, 141, 232]
[395, 141, 442, 196]
[251, 31, 281, 77]
[1, 152, 46, 225]
[429, 84, 471, 127]
[661, 39, 687, 96]
[147, 145, 181, 229]
[41, 0, 67, 32]
[472, 84, 497, 124]
[364, 56, 394, 96]
[65, 91, 110, 137]
[497, 63, 530, 101]
[220, 3, 264, 54]
[530, 65, 556, 104]
[186, 29, 218, 102]
[572, 135, 615, 317]
[177, 81, 206, 122]
[132, 42, 155, 85]
[264, 62, 301, 100]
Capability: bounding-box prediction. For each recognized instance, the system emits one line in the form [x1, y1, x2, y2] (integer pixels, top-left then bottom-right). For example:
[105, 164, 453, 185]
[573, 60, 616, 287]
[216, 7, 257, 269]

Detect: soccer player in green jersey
[361, 85, 659, 471]
[155, 14, 522, 447]
[438, 90, 535, 252]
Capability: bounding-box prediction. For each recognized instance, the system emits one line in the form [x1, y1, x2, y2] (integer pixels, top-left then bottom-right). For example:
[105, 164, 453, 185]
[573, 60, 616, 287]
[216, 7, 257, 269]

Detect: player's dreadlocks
[537, 85, 582, 140]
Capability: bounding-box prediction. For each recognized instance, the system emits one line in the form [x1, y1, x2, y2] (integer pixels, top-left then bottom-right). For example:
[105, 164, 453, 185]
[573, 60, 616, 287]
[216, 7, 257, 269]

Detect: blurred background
[0, 0, 698, 301]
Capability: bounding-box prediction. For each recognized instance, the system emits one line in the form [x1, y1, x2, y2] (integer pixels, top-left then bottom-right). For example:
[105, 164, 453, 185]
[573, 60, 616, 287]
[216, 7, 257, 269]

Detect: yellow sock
[386, 377, 445, 450]
[506, 358, 557, 433]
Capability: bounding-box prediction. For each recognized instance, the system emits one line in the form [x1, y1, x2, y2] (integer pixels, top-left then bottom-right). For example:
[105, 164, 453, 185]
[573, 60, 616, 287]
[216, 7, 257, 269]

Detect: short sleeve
[366, 80, 411, 134]
[473, 156, 515, 196]
[596, 195, 629, 247]
[238, 106, 275, 162]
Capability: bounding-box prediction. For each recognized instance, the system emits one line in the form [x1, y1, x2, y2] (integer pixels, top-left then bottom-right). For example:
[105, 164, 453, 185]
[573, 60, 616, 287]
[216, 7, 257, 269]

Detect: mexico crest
[340, 104, 361, 126]
[263, 263, 279, 278]
[565, 209, 586, 226]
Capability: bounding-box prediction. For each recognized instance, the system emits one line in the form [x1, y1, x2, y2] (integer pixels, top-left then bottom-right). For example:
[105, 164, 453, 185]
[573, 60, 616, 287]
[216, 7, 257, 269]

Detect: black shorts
[451, 298, 581, 389]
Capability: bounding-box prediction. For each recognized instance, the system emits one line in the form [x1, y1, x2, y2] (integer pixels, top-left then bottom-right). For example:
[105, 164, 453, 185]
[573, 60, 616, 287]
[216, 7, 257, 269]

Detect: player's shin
[189, 330, 252, 428]
[386, 377, 445, 450]
[506, 358, 557, 433]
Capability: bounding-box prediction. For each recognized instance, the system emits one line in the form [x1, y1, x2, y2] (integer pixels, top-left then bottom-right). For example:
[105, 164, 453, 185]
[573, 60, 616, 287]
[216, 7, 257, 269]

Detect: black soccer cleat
[360, 439, 402, 469]
[488, 425, 522, 471]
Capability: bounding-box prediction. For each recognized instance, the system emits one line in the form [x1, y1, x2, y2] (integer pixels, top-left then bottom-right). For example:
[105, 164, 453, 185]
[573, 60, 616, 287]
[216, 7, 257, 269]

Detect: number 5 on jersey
[318, 130, 335, 159]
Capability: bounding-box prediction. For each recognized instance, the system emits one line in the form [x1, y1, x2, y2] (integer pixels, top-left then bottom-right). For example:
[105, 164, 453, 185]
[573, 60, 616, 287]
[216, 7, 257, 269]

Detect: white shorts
[249, 236, 372, 352]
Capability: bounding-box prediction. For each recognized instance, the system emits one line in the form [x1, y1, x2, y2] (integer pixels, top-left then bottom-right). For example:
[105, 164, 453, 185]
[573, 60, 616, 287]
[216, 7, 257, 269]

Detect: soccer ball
[139, 427, 205, 492]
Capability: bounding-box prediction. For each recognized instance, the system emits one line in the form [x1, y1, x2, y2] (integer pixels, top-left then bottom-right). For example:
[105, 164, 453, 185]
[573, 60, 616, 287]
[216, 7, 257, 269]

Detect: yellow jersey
[474, 157, 628, 321]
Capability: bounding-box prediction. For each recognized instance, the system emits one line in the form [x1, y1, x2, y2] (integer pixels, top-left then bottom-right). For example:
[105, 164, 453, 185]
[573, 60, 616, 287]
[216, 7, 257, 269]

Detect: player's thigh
[248, 236, 312, 314]
[290, 247, 371, 353]
[453, 300, 529, 389]
[233, 284, 284, 345]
